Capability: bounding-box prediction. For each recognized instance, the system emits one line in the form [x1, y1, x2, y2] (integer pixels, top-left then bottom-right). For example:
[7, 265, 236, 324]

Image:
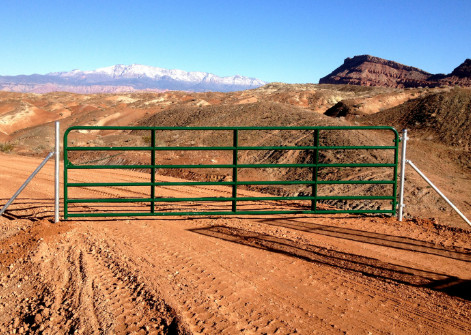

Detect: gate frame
[63, 126, 400, 219]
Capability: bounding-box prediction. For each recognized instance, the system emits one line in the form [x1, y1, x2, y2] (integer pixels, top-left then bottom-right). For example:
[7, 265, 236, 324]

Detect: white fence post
[55, 121, 60, 223]
[398, 129, 407, 221]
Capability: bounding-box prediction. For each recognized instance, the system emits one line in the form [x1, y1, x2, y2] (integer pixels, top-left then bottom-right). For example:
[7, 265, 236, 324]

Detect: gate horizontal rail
[64, 126, 399, 219]
[66, 145, 397, 151]
[67, 196, 396, 203]
[68, 180, 396, 187]
[67, 163, 396, 169]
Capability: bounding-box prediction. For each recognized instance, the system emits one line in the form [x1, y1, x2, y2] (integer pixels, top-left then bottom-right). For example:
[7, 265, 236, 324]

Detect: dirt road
[0, 153, 470, 334]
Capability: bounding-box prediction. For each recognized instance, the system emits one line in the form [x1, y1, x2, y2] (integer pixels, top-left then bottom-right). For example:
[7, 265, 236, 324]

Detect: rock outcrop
[319, 55, 471, 88]
[449, 59, 471, 78]
[437, 59, 471, 87]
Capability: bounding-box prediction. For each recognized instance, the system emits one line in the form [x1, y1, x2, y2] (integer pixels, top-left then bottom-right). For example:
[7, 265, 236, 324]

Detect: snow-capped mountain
[0, 64, 266, 93]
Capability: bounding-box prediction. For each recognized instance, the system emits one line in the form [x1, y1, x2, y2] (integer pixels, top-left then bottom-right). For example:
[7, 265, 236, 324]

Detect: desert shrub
[0, 143, 14, 153]
[142, 135, 165, 147]
[142, 135, 152, 145]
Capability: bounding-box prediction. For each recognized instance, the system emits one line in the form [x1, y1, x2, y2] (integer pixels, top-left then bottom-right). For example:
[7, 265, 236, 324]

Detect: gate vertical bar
[311, 129, 319, 212]
[55, 121, 60, 223]
[391, 129, 400, 216]
[398, 129, 408, 221]
[150, 129, 156, 213]
[232, 129, 238, 212]
[63, 130, 69, 219]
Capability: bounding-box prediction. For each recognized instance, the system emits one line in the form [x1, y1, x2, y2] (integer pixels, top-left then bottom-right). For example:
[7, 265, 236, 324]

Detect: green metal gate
[63, 126, 399, 219]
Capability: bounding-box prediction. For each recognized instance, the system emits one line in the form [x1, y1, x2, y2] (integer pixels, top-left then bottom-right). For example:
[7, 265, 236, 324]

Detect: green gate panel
[63, 126, 399, 219]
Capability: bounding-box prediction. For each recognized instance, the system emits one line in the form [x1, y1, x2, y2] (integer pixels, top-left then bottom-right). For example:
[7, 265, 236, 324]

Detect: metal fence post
[55, 121, 60, 223]
[398, 129, 408, 221]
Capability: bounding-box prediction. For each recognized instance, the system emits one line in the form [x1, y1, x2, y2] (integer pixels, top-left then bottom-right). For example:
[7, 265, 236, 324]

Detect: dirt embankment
[361, 87, 471, 150]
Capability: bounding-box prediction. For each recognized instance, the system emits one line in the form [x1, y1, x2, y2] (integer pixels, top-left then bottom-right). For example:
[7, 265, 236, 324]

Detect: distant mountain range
[2, 57, 470, 94]
[0, 64, 266, 93]
[320, 55, 471, 88]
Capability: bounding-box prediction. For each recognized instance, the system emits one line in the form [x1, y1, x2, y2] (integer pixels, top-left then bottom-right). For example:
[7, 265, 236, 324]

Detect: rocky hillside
[361, 87, 471, 150]
[320, 55, 471, 88]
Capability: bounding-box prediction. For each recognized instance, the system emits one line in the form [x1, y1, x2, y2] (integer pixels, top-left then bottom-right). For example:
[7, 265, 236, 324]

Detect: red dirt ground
[0, 153, 470, 334]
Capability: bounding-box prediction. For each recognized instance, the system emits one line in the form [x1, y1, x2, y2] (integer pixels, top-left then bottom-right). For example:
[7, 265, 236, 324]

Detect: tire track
[25, 233, 188, 334]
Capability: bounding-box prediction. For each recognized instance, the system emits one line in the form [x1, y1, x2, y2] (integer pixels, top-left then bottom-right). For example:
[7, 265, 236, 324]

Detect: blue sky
[1, 0, 470, 83]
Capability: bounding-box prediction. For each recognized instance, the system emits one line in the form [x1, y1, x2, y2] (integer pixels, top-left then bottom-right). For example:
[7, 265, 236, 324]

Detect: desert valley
[0, 55, 470, 334]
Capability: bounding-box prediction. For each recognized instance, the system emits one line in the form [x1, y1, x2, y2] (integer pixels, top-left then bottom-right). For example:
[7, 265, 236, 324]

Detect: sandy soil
[0, 153, 470, 334]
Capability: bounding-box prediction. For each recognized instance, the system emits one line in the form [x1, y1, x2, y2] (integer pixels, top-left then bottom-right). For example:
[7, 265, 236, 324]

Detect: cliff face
[438, 59, 471, 87]
[319, 55, 471, 88]
[450, 59, 471, 78]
